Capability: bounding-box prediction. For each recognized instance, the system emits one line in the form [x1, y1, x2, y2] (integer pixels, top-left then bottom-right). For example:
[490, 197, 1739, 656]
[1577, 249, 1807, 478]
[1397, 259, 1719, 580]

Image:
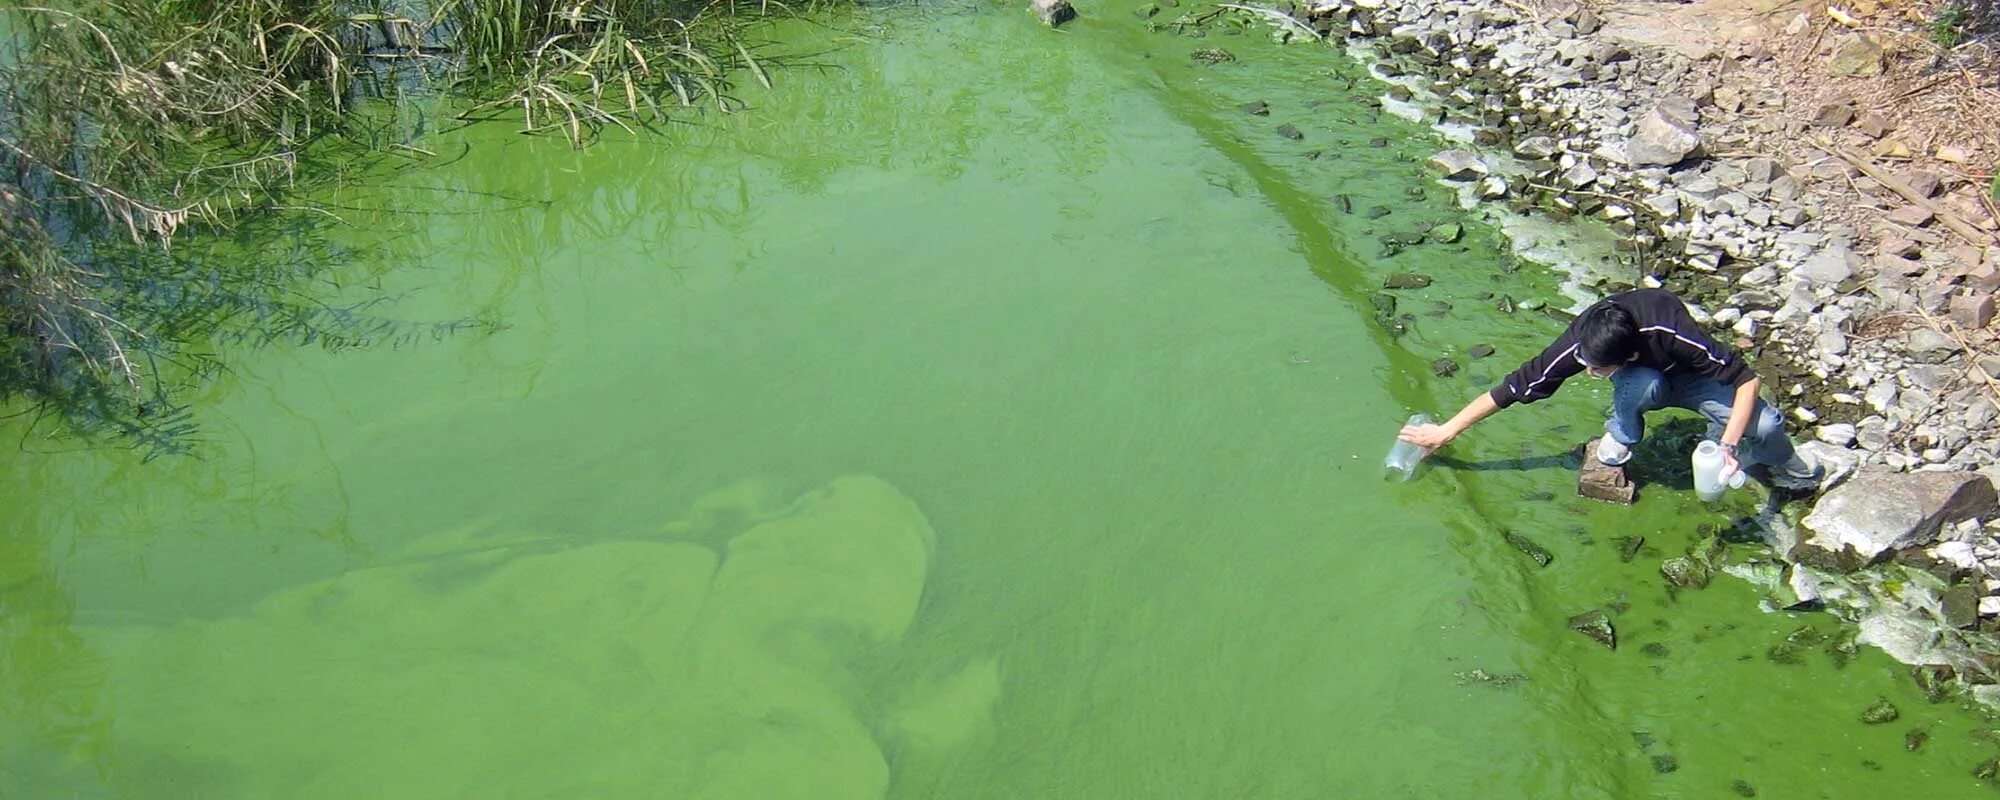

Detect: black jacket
[1489, 288, 1754, 409]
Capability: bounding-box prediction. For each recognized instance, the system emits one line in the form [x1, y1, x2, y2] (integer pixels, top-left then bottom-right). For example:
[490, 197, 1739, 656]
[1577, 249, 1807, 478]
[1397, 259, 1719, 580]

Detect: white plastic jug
[1384, 413, 1435, 480]
[1690, 440, 1746, 501]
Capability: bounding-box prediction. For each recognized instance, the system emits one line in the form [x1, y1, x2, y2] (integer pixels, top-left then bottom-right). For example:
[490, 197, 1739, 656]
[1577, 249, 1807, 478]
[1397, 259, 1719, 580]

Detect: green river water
[5, 3, 1998, 798]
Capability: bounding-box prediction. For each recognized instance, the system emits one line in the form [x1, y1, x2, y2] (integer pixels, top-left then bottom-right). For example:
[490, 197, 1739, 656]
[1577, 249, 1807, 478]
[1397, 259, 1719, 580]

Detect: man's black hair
[1576, 300, 1638, 367]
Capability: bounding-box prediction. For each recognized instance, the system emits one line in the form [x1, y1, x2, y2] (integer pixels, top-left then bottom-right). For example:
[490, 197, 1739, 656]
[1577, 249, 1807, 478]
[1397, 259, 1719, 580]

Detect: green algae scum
[6, 3, 2000, 798]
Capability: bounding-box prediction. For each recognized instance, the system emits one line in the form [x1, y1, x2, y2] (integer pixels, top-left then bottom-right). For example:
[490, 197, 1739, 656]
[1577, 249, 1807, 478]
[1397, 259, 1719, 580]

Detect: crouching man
[1397, 288, 1821, 491]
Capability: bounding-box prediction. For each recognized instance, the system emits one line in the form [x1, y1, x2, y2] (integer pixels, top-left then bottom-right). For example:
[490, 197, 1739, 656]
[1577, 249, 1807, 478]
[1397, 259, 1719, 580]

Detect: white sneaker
[1596, 435, 1632, 466]
[1770, 451, 1824, 491]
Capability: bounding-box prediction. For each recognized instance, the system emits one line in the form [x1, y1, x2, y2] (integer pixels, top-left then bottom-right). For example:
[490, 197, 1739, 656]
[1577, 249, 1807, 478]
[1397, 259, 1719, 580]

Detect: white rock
[1936, 540, 1981, 570]
[1817, 423, 1858, 446]
[1739, 265, 1779, 286]
[1865, 382, 1899, 413]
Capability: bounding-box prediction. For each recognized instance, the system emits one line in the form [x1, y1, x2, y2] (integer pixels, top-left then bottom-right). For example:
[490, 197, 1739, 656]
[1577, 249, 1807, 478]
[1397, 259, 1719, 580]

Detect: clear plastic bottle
[1690, 440, 1747, 501]
[1384, 413, 1435, 480]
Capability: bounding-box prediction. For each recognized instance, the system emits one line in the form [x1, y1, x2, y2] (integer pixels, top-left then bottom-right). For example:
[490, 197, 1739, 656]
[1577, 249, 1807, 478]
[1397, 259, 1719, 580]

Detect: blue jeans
[1607, 367, 1797, 469]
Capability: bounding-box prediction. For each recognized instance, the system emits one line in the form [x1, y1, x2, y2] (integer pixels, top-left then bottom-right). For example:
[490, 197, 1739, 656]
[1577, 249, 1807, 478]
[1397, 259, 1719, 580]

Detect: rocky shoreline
[1249, 0, 2000, 704]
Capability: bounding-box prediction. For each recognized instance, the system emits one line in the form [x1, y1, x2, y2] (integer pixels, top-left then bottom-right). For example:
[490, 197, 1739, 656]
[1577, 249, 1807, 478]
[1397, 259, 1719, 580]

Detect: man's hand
[1720, 441, 1741, 479]
[1398, 423, 1456, 450]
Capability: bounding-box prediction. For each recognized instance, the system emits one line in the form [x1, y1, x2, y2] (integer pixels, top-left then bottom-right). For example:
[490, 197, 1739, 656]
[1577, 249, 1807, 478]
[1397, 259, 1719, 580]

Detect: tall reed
[0, 0, 811, 454]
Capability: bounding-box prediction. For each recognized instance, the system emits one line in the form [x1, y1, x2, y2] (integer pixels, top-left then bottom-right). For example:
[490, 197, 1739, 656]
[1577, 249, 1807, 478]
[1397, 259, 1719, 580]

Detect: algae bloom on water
[85, 477, 996, 798]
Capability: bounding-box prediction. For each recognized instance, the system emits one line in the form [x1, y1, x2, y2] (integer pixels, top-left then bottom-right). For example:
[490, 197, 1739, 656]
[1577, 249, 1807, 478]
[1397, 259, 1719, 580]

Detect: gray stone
[1799, 247, 1857, 285]
[1797, 470, 2000, 565]
[1856, 416, 1892, 449]
[1743, 157, 1781, 184]
[1429, 149, 1487, 180]
[1906, 328, 1962, 363]
[1513, 135, 1559, 160]
[1829, 34, 1885, 77]
[1030, 0, 1077, 26]
[1562, 162, 1598, 188]
[1906, 365, 1953, 394]
[1963, 398, 1999, 430]
[1739, 265, 1778, 287]
[1798, 441, 1861, 490]
[1771, 178, 1805, 204]
[1819, 327, 1849, 356]
[1628, 106, 1702, 166]
[1679, 176, 1725, 200]
[1642, 191, 1680, 218]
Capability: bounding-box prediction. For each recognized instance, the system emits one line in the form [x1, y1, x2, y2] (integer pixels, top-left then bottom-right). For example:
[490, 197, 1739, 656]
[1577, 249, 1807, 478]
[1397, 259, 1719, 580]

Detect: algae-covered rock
[1468, 343, 1496, 359]
[1428, 148, 1487, 180]
[1651, 754, 1678, 774]
[1383, 272, 1432, 289]
[1432, 358, 1460, 378]
[1905, 728, 1929, 752]
[1914, 665, 1956, 703]
[1502, 530, 1553, 567]
[1828, 33, 1884, 77]
[1275, 122, 1302, 139]
[1661, 556, 1711, 589]
[1942, 582, 1981, 629]
[1976, 757, 2000, 783]
[1030, 0, 1077, 27]
[1569, 609, 1617, 650]
[1730, 779, 1756, 797]
[1615, 536, 1646, 563]
[1428, 222, 1463, 244]
[1454, 668, 1527, 688]
[1861, 699, 1901, 724]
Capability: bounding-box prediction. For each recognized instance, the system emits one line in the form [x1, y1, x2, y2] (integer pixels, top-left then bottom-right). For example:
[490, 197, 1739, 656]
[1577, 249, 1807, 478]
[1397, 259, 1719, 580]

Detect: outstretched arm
[1398, 392, 1501, 451]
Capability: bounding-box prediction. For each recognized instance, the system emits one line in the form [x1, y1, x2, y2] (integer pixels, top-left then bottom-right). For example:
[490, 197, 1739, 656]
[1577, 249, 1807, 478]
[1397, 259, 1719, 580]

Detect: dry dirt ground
[1598, 0, 2000, 385]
